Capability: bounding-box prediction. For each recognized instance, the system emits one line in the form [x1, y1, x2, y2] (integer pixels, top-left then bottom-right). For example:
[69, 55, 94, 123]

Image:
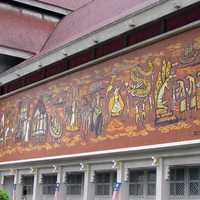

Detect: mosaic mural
[1, 27, 200, 162]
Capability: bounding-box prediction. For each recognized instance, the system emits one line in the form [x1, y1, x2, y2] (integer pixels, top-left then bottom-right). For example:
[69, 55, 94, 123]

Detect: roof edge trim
[13, 0, 72, 15]
[0, 46, 33, 59]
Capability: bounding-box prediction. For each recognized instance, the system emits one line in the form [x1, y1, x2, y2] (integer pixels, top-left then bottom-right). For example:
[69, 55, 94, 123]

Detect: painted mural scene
[0, 27, 200, 162]
[1, 1, 200, 200]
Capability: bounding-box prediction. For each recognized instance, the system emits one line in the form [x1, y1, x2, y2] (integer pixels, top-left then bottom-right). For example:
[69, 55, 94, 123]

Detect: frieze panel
[0, 28, 200, 162]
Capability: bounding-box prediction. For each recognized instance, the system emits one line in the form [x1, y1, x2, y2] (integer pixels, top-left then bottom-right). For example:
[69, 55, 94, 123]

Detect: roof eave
[0, 0, 199, 85]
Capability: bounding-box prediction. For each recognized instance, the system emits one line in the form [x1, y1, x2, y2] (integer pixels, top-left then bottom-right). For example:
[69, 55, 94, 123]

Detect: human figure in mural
[180, 42, 200, 65]
[176, 80, 187, 119]
[65, 100, 79, 132]
[90, 94, 104, 136]
[186, 75, 197, 109]
[196, 72, 200, 110]
[80, 96, 93, 138]
[16, 102, 30, 142]
[108, 87, 124, 117]
[125, 60, 154, 127]
[155, 59, 177, 124]
[31, 98, 48, 137]
[49, 113, 62, 138]
[0, 113, 5, 144]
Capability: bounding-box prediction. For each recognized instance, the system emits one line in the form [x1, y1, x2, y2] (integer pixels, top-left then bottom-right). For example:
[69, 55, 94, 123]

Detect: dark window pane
[170, 169, 175, 181]
[147, 170, 156, 182]
[130, 171, 144, 182]
[189, 168, 199, 180]
[176, 169, 184, 181]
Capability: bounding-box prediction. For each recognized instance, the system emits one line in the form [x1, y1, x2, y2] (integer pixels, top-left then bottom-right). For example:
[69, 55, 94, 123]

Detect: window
[147, 170, 156, 196]
[95, 171, 116, 196]
[66, 173, 83, 195]
[22, 176, 34, 195]
[129, 169, 156, 197]
[189, 167, 200, 195]
[170, 168, 185, 196]
[42, 174, 57, 195]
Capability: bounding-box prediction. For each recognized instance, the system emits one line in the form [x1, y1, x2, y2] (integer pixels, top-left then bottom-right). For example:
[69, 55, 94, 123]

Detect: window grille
[42, 174, 57, 195]
[22, 176, 34, 195]
[170, 168, 185, 196]
[95, 171, 116, 196]
[189, 167, 200, 195]
[66, 173, 83, 195]
[129, 169, 156, 198]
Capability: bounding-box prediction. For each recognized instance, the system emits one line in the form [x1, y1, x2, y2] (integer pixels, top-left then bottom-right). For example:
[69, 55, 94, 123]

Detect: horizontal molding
[0, 139, 200, 166]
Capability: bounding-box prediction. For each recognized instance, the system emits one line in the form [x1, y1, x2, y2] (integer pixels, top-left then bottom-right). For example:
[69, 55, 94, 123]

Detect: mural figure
[196, 72, 200, 109]
[176, 80, 187, 119]
[186, 75, 197, 111]
[31, 98, 48, 136]
[155, 59, 177, 124]
[126, 61, 153, 98]
[180, 42, 199, 65]
[0, 113, 5, 144]
[65, 100, 79, 131]
[108, 88, 124, 117]
[16, 102, 30, 142]
[91, 94, 104, 136]
[125, 61, 154, 127]
[80, 97, 92, 138]
[49, 114, 62, 138]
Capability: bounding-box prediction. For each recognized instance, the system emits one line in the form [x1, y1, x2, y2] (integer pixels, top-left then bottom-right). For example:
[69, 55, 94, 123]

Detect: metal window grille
[42, 174, 57, 195]
[22, 176, 34, 195]
[189, 167, 200, 196]
[95, 171, 116, 196]
[129, 169, 156, 198]
[66, 173, 83, 195]
[170, 168, 185, 196]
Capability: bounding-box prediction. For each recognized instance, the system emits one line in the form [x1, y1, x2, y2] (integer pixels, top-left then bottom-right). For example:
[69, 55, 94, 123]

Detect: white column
[15, 171, 23, 200]
[57, 167, 65, 200]
[33, 169, 42, 200]
[83, 165, 95, 200]
[117, 162, 129, 200]
[0, 175, 4, 190]
[156, 158, 169, 200]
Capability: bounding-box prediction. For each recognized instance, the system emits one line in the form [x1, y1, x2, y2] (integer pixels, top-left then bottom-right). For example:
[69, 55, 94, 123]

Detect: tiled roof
[0, 9, 56, 54]
[42, 0, 158, 53]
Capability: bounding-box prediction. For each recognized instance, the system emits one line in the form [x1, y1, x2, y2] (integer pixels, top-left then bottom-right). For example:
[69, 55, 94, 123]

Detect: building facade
[0, 0, 200, 200]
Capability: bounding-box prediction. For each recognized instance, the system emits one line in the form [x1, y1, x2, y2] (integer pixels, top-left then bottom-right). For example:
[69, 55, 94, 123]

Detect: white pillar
[33, 169, 42, 200]
[15, 171, 23, 200]
[83, 165, 95, 200]
[0, 175, 4, 190]
[117, 162, 129, 200]
[156, 158, 169, 200]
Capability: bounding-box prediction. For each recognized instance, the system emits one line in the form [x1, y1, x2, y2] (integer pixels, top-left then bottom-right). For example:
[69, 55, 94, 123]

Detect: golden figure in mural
[176, 80, 187, 113]
[66, 100, 79, 131]
[155, 60, 175, 119]
[186, 75, 197, 110]
[126, 61, 154, 98]
[108, 88, 124, 116]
